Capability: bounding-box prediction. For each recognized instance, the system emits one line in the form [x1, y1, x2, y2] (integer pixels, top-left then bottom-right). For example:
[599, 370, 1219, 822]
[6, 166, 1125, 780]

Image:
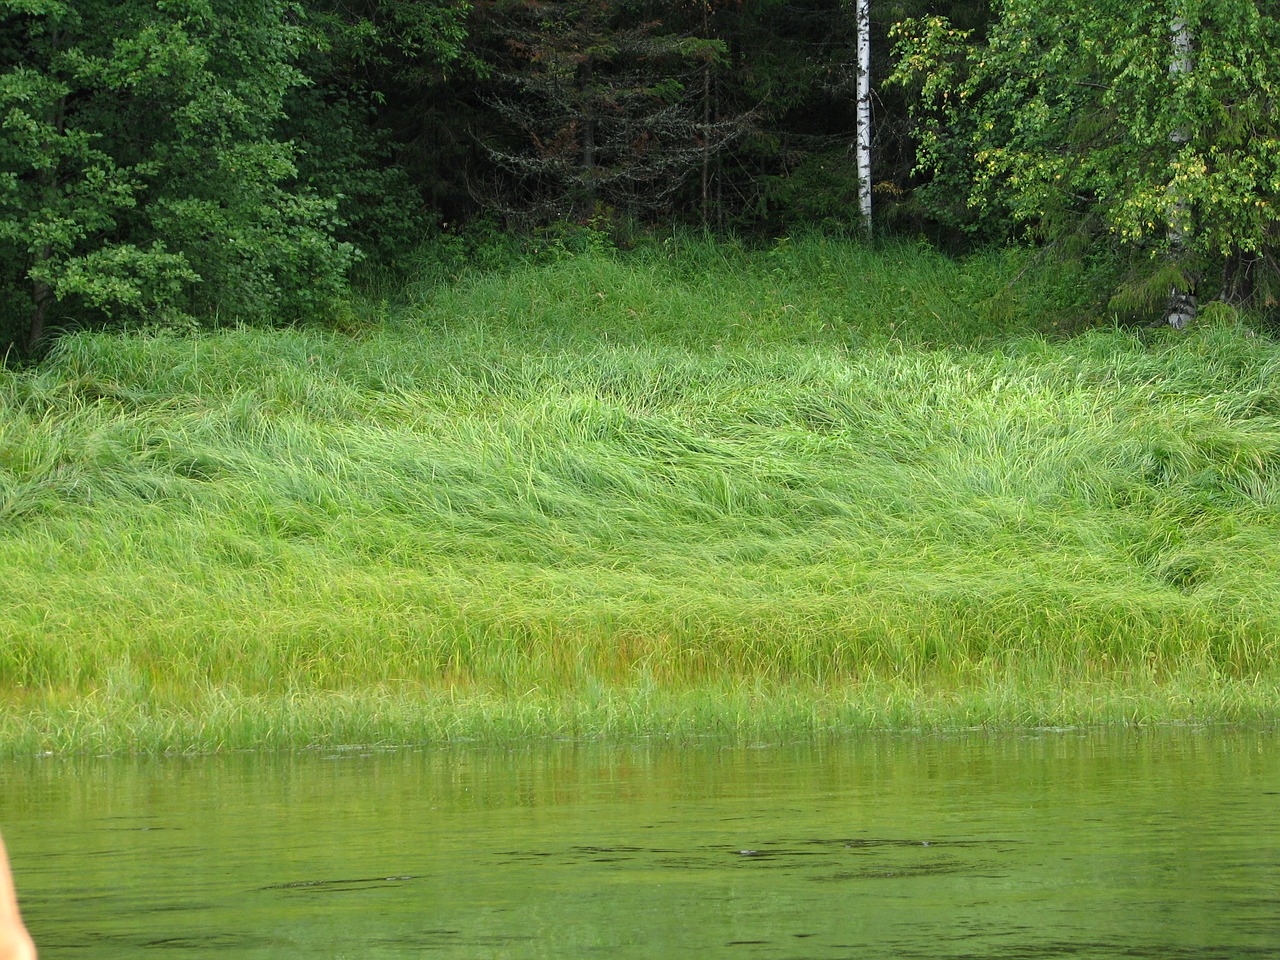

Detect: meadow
[2, 233, 1278, 753]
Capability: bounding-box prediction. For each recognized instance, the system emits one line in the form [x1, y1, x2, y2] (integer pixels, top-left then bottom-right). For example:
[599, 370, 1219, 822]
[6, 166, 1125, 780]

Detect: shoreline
[5, 676, 1279, 756]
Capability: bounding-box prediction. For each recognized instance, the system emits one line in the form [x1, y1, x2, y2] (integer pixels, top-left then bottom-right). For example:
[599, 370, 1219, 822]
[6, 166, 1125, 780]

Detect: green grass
[2, 233, 1279, 753]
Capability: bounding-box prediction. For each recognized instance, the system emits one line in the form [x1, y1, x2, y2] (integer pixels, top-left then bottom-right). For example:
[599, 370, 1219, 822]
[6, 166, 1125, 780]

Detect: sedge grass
[1, 234, 1279, 753]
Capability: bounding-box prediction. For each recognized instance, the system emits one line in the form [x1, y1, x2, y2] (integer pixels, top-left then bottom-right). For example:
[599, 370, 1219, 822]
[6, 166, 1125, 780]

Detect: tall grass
[2, 233, 1278, 753]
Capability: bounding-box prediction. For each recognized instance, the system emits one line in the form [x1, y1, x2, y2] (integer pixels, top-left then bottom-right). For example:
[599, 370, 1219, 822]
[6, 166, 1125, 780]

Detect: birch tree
[855, 0, 872, 233]
[891, 0, 1280, 320]
[1164, 12, 1195, 328]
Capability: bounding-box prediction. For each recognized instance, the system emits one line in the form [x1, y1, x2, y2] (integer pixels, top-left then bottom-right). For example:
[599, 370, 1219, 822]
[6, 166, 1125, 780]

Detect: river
[2, 727, 1277, 958]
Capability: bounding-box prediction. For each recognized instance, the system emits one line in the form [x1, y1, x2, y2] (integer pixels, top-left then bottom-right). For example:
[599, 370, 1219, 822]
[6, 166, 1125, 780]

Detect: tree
[855, 0, 871, 232]
[287, 0, 476, 260]
[675, 0, 986, 236]
[685, 0, 863, 233]
[1165, 10, 1195, 327]
[0, 0, 355, 352]
[891, 0, 1280, 320]
[469, 0, 740, 224]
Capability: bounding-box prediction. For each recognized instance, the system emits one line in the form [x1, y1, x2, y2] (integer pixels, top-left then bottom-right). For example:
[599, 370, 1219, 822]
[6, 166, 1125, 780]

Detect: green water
[2, 729, 1278, 959]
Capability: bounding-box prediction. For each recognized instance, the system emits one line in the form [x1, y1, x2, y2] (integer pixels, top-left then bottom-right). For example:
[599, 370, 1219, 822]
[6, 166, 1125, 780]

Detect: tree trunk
[700, 3, 711, 227]
[580, 60, 596, 217]
[28, 28, 64, 350]
[29, 262, 52, 350]
[855, 0, 872, 234]
[1163, 13, 1195, 329]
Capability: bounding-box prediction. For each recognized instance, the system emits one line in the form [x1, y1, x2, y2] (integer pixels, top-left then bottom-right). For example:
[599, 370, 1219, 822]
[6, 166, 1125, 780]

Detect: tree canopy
[0, 0, 360, 348]
[1, 0, 1276, 351]
[892, 0, 1280, 315]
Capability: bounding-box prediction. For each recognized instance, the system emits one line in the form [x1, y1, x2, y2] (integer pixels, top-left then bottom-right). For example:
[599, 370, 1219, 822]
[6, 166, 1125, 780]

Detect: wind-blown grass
[2, 234, 1278, 753]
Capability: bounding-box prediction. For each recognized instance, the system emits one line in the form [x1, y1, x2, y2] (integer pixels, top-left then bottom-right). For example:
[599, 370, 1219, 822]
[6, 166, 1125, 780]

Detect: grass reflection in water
[1, 729, 1277, 960]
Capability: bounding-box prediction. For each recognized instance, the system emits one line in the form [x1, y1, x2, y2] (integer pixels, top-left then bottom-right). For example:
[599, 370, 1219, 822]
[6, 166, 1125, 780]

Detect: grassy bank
[2, 234, 1279, 753]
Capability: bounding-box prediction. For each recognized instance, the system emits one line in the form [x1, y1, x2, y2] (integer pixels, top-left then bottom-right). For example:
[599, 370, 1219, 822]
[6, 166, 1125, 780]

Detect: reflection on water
[2, 728, 1278, 959]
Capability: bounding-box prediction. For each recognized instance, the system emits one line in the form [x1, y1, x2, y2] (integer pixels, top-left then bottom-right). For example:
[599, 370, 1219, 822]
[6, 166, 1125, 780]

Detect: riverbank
[3, 235, 1279, 753]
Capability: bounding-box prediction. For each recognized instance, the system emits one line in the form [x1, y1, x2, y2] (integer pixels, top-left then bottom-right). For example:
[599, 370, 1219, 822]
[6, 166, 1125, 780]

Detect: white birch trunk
[855, 0, 872, 233]
[1164, 13, 1196, 329]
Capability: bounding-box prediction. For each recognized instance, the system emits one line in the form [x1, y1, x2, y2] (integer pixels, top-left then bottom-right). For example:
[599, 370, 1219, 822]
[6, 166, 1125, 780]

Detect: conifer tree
[470, 0, 739, 223]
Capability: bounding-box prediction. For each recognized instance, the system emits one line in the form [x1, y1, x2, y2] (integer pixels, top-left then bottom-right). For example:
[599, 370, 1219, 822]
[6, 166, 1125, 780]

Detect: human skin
[0, 834, 35, 960]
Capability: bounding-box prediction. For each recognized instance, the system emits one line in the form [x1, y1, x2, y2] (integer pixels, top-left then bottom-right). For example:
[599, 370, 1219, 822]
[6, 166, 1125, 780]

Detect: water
[2, 728, 1278, 959]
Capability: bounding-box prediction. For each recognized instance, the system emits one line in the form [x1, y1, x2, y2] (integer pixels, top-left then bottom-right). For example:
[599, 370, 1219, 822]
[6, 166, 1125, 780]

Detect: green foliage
[305, 0, 471, 75]
[283, 88, 431, 266]
[286, 0, 476, 263]
[399, 217, 529, 289]
[891, 0, 1280, 308]
[664, 0, 864, 232]
[0, 0, 357, 350]
[755, 149, 864, 231]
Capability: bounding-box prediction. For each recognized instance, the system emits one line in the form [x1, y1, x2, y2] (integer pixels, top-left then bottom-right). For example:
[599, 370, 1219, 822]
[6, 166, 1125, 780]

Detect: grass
[2, 232, 1279, 753]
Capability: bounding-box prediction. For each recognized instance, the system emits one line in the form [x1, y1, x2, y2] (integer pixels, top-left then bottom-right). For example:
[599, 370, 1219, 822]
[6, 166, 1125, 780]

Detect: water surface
[2, 728, 1278, 958]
